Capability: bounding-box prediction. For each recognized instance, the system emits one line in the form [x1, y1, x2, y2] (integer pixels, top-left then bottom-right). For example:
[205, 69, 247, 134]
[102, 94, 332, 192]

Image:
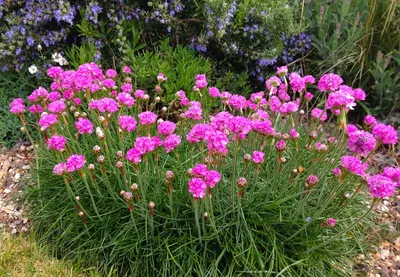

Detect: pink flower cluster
[119, 115, 137, 132]
[9, 98, 26, 114]
[195, 74, 208, 89]
[157, 121, 176, 136]
[116, 93, 135, 107]
[252, 151, 264, 164]
[75, 118, 94, 134]
[39, 113, 58, 131]
[89, 98, 119, 113]
[372, 123, 398, 145]
[340, 156, 368, 176]
[367, 174, 396, 198]
[347, 126, 376, 157]
[138, 111, 157, 125]
[188, 164, 221, 198]
[47, 135, 67, 151]
[184, 101, 203, 120]
[9, 64, 399, 208]
[54, 154, 86, 175]
[317, 73, 343, 92]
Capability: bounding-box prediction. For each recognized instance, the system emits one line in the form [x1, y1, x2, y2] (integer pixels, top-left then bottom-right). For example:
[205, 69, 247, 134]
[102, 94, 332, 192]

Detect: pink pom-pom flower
[188, 177, 207, 198]
[119, 115, 137, 132]
[66, 154, 86, 173]
[138, 111, 157, 125]
[47, 135, 67, 151]
[157, 121, 176, 136]
[75, 118, 94, 134]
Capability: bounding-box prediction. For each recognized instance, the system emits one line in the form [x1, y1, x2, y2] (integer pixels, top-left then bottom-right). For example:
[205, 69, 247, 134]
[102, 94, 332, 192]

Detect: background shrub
[301, 0, 400, 116]
[0, 0, 307, 84]
[0, 70, 42, 147]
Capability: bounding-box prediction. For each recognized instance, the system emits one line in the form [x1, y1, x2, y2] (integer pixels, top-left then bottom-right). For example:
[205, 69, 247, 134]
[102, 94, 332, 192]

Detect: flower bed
[10, 63, 399, 275]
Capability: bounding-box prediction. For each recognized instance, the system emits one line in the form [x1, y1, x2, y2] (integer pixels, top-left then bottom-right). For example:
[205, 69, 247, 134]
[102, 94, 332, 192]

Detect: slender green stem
[305, 199, 377, 253]
[193, 199, 202, 244]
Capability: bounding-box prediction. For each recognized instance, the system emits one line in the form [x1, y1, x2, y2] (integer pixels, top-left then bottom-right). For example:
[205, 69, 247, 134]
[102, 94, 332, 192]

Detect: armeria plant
[10, 63, 399, 276]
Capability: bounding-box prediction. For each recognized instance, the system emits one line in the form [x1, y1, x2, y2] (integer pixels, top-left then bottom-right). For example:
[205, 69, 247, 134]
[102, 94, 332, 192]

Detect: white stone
[380, 205, 389, 212]
[380, 249, 390, 260]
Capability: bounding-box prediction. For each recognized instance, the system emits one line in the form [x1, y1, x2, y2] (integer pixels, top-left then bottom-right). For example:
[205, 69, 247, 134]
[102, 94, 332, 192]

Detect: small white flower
[52, 52, 68, 66]
[52, 52, 63, 62]
[37, 44, 42, 51]
[59, 57, 69, 66]
[28, 64, 38, 74]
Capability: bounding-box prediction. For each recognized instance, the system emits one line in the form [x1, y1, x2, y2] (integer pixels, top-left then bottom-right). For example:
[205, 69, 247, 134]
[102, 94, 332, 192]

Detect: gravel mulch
[0, 143, 33, 234]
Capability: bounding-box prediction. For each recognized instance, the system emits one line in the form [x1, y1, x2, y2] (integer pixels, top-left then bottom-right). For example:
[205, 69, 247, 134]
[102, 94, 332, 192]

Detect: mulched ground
[0, 143, 33, 234]
[0, 142, 398, 276]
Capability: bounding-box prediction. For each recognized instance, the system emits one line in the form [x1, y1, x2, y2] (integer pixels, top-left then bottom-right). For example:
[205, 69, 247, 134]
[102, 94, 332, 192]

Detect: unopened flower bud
[165, 170, 174, 181]
[292, 169, 298, 174]
[274, 132, 282, 139]
[282, 133, 290, 140]
[148, 201, 155, 209]
[244, 154, 251, 162]
[237, 177, 247, 188]
[187, 168, 193, 176]
[155, 96, 161, 102]
[328, 137, 336, 144]
[74, 111, 80, 117]
[300, 110, 305, 116]
[78, 211, 84, 217]
[81, 112, 87, 117]
[306, 175, 319, 186]
[97, 155, 105, 163]
[275, 140, 286, 152]
[155, 85, 162, 93]
[20, 127, 25, 132]
[310, 131, 317, 139]
[96, 127, 104, 138]
[120, 190, 126, 196]
[69, 106, 76, 111]
[115, 161, 123, 168]
[332, 167, 341, 176]
[204, 212, 209, 219]
[344, 192, 351, 199]
[179, 113, 186, 119]
[157, 118, 164, 124]
[315, 142, 328, 152]
[122, 191, 133, 201]
[116, 151, 123, 158]
[143, 94, 149, 101]
[125, 77, 132, 83]
[161, 107, 168, 113]
[93, 145, 101, 153]
[75, 196, 80, 201]
[88, 163, 95, 170]
[130, 183, 138, 191]
[279, 156, 286, 163]
[99, 116, 105, 122]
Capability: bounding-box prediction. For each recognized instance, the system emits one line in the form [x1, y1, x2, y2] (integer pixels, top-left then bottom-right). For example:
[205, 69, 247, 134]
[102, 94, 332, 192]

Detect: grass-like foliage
[10, 64, 399, 276]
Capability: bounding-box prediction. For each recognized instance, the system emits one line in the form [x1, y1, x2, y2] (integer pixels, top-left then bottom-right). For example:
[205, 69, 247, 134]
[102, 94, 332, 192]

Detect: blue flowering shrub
[0, 0, 308, 85]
